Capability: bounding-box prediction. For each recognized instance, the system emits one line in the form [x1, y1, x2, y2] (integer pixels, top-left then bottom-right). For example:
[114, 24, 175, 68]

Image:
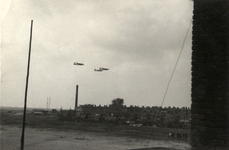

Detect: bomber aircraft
[101, 67, 109, 71]
[94, 68, 103, 72]
[94, 67, 109, 72]
[74, 62, 84, 65]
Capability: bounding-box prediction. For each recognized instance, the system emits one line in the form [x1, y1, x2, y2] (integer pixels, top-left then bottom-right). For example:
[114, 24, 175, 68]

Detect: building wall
[191, 0, 229, 149]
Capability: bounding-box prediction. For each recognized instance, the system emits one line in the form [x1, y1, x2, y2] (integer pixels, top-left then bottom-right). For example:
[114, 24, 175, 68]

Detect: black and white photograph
[1, 0, 228, 150]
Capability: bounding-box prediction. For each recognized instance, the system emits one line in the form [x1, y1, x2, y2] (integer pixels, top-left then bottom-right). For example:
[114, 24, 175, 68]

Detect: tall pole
[21, 20, 33, 150]
[46, 97, 48, 110]
[49, 97, 51, 112]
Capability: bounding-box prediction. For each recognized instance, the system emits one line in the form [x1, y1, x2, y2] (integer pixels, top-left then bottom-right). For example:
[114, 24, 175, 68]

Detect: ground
[0, 125, 191, 150]
[0, 109, 191, 150]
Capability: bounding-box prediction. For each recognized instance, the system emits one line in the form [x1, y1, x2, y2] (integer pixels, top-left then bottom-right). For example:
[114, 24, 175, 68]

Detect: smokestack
[75, 85, 78, 110]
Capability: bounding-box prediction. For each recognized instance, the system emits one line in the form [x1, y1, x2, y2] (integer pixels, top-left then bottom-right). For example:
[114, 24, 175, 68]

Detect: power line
[31, 56, 75, 95]
[145, 20, 192, 149]
[160, 20, 192, 107]
[1, 55, 27, 77]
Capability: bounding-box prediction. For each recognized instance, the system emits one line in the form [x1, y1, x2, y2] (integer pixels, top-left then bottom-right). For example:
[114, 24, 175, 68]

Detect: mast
[21, 20, 33, 150]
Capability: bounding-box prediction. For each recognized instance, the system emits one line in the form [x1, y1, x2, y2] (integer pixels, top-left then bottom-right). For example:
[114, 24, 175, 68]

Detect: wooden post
[21, 20, 33, 150]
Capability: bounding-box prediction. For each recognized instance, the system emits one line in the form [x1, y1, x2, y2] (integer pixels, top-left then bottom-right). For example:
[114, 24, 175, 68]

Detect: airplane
[101, 67, 109, 71]
[74, 62, 84, 65]
[94, 68, 103, 72]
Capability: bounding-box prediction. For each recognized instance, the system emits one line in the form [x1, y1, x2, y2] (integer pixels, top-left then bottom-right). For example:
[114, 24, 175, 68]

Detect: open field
[0, 125, 191, 150]
[0, 108, 191, 150]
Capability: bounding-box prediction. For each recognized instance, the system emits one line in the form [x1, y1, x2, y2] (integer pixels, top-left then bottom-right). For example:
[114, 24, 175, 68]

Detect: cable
[160, 20, 192, 107]
[1, 0, 12, 25]
[31, 56, 75, 95]
[145, 20, 192, 149]
[1, 55, 27, 78]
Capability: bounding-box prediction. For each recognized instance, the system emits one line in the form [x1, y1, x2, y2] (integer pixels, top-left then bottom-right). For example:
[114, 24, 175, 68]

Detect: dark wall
[191, 0, 229, 149]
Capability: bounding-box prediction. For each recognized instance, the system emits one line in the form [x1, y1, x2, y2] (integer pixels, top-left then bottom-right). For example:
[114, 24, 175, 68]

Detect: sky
[1, 0, 193, 109]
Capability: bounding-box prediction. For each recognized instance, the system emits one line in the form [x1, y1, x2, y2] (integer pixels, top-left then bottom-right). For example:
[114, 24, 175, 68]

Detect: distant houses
[59, 104, 191, 128]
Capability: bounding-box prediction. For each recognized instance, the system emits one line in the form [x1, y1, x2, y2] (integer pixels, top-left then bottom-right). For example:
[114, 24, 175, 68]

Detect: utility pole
[46, 97, 48, 110]
[49, 97, 51, 112]
[21, 20, 33, 150]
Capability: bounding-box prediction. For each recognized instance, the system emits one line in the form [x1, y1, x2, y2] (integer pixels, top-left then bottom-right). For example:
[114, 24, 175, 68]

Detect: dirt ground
[0, 125, 191, 150]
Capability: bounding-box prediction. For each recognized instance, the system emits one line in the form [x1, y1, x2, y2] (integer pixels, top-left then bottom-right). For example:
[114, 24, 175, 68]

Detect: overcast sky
[1, 0, 193, 109]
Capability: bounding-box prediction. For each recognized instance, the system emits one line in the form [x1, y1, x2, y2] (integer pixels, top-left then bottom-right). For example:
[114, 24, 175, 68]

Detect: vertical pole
[48, 97, 50, 111]
[75, 85, 79, 117]
[21, 20, 33, 150]
[47, 97, 49, 111]
[49, 97, 51, 112]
